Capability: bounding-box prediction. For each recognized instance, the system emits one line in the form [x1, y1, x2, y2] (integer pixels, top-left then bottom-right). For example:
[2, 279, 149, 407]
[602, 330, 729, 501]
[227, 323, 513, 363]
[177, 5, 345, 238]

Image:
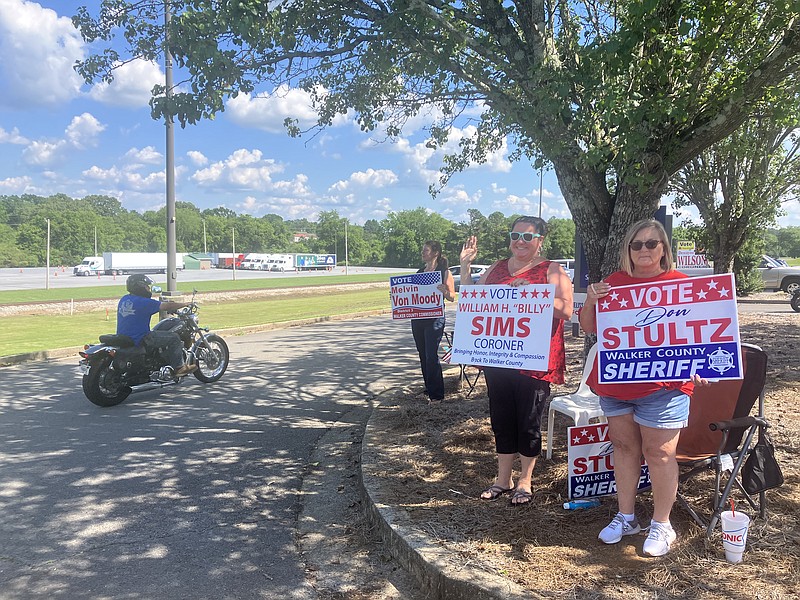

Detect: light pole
[538, 166, 543, 219]
[344, 219, 349, 275]
[164, 0, 178, 297]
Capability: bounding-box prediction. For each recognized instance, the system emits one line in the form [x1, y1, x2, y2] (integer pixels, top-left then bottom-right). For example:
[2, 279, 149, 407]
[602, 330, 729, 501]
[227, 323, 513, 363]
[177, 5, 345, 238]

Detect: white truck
[73, 256, 105, 276]
[679, 255, 800, 294]
[74, 253, 184, 276]
[240, 253, 269, 270]
[293, 253, 337, 271]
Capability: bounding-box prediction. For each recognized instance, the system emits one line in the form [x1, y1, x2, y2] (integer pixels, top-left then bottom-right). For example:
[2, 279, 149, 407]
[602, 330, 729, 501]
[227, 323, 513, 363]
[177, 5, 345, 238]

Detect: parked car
[449, 264, 490, 290]
[552, 258, 575, 281]
[678, 255, 800, 294]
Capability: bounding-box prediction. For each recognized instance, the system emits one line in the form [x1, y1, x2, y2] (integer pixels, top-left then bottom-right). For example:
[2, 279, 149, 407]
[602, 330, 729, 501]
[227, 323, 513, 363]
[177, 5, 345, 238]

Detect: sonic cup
[720, 510, 750, 563]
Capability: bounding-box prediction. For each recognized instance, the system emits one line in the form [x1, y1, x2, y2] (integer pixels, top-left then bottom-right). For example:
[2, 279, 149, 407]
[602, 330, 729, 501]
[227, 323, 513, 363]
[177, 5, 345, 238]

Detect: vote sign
[389, 271, 444, 320]
[567, 423, 650, 500]
[450, 284, 555, 371]
[596, 273, 742, 384]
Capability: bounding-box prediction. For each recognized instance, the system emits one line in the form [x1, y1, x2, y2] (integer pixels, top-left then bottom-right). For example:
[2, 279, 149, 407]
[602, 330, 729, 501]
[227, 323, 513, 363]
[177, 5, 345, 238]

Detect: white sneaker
[598, 512, 641, 544]
[643, 520, 677, 556]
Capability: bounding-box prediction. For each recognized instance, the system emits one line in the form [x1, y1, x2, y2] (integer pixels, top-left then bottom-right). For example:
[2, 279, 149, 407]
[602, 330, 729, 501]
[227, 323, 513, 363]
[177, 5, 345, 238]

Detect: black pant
[484, 367, 550, 457]
[411, 317, 445, 400]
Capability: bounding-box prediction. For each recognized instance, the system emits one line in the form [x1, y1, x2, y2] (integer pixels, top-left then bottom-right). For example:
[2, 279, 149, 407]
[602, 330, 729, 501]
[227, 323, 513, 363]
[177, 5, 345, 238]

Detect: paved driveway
[0, 314, 424, 599]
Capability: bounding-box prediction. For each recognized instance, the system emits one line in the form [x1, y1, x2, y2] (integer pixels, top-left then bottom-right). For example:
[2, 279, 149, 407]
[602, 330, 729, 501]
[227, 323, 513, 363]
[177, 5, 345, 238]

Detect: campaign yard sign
[450, 284, 554, 371]
[596, 273, 742, 384]
[389, 271, 444, 320]
[567, 423, 651, 500]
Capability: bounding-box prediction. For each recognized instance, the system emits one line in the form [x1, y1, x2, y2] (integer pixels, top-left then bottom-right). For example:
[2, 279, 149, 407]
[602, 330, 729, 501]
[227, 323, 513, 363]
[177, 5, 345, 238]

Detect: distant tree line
[0, 194, 582, 269]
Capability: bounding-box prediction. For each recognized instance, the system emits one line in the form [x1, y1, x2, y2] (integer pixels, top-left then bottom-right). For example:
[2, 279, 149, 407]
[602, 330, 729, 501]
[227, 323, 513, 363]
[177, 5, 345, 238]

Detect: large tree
[74, 1, 800, 281]
[670, 102, 800, 281]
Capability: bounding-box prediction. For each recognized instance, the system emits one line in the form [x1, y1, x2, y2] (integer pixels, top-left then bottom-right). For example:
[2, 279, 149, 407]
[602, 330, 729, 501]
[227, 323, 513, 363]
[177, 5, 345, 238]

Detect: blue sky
[1, 1, 796, 228]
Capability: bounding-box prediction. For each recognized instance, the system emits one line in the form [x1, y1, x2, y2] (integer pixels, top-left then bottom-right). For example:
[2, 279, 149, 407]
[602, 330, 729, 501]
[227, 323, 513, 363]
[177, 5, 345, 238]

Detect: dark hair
[511, 216, 547, 237]
[423, 240, 449, 271]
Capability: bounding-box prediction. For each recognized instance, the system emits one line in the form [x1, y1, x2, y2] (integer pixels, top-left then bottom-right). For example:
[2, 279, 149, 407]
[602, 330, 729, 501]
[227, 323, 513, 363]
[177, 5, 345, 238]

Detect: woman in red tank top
[460, 216, 573, 505]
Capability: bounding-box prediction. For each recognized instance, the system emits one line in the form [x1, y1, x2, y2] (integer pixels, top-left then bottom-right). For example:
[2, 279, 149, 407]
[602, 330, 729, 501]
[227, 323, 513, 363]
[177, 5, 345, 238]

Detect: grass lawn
[1, 287, 392, 357]
[0, 273, 400, 304]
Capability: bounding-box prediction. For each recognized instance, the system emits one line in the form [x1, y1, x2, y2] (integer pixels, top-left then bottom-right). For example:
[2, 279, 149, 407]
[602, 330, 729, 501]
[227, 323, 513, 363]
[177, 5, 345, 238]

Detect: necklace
[508, 257, 539, 275]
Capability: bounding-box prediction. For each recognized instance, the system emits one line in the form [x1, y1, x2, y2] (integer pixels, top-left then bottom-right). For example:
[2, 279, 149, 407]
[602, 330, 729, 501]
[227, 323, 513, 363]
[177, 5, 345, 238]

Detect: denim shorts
[599, 388, 690, 430]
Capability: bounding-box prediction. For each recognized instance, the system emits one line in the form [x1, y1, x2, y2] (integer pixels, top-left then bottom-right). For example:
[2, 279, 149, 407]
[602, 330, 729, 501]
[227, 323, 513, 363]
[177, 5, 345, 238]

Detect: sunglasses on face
[629, 239, 662, 251]
[508, 231, 542, 242]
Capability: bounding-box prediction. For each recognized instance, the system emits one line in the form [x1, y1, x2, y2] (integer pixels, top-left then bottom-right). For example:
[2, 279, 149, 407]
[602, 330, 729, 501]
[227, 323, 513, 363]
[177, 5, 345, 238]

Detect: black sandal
[480, 484, 513, 500]
[510, 489, 532, 506]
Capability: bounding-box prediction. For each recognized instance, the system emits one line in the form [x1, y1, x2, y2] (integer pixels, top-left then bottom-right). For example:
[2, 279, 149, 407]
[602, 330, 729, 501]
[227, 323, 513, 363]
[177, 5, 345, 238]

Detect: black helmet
[126, 274, 154, 298]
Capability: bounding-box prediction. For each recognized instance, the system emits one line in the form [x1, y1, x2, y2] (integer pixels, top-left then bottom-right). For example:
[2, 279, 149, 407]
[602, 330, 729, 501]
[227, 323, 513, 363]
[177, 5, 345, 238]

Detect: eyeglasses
[509, 231, 542, 242]
[629, 239, 662, 251]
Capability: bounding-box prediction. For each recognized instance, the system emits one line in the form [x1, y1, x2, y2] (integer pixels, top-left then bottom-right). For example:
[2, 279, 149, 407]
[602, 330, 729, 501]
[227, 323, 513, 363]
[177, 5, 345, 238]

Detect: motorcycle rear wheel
[193, 334, 229, 383]
[83, 357, 132, 406]
[791, 293, 800, 313]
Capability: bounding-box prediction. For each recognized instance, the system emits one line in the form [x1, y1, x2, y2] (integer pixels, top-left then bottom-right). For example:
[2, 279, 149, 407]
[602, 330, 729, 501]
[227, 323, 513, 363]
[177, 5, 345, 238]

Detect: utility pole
[164, 0, 178, 297]
[344, 219, 349, 275]
[231, 227, 237, 281]
[46, 218, 50, 290]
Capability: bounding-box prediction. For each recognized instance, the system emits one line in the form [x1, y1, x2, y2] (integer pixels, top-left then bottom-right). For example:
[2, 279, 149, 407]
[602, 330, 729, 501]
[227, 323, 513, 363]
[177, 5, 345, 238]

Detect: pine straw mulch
[373, 310, 800, 599]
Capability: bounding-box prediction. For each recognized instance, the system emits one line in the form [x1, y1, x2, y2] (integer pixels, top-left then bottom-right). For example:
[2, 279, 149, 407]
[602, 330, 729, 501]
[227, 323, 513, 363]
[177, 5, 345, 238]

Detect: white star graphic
[718, 287, 730, 297]
[619, 298, 629, 308]
[610, 291, 619, 301]
[601, 300, 611, 310]
[580, 429, 589, 437]
[697, 289, 708, 299]
[587, 434, 596, 442]
[707, 279, 719, 289]
[573, 435, 582, 444]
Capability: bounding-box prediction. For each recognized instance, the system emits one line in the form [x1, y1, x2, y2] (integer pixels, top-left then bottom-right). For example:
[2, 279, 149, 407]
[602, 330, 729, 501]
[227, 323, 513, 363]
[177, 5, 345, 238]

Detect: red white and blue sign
[450, 284, 555, 371]
[595, 274, 742, 384]
[567, 423, 651, 500]
[389, 271, 444, 320]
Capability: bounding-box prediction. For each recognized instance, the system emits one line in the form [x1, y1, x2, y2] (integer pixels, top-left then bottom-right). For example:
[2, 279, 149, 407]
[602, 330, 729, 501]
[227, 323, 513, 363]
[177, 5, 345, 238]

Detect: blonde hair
[619, 219, 674, 275]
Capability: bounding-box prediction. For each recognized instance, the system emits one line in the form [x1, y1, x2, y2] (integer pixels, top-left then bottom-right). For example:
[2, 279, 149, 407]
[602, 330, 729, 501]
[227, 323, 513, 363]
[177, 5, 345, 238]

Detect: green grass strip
[1, 288, 393, 357]
[0, 272, 403, 304]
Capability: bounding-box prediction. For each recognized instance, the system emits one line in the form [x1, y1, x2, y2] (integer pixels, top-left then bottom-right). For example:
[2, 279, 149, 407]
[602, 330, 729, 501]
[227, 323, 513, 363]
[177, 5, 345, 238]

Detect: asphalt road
[0, 314, 424, 599]
[0, 267, 414, 292]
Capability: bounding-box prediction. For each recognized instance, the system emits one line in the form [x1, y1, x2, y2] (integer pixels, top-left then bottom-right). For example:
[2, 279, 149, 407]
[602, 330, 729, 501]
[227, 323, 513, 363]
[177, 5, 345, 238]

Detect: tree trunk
[552, 156, 669, 284]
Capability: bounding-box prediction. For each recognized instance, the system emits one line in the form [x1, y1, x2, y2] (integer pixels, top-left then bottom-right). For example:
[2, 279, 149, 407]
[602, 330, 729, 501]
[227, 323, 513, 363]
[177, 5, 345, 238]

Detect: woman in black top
[412, 240, 456, 401]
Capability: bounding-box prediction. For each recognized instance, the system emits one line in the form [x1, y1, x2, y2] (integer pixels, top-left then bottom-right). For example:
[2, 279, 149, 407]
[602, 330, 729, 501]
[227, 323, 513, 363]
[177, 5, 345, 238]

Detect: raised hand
[461, 235, 478, 264]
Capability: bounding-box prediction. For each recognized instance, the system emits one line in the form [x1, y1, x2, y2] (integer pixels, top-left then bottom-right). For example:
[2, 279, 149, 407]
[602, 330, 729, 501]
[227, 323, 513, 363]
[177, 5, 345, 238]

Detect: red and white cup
[720, 510, 750, 563]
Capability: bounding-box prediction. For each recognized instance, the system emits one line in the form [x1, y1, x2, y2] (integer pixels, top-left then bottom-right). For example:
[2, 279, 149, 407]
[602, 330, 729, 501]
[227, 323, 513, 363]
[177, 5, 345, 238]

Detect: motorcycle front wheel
[791, 293, 800, 313]
[83, 356, 132, 406]
[193, 334, 230, 383]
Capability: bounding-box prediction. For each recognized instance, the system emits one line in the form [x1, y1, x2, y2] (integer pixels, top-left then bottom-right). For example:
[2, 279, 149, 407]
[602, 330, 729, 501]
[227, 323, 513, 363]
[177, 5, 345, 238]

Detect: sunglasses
[508, 231, 542, 242]
[629, 239, 662, 251]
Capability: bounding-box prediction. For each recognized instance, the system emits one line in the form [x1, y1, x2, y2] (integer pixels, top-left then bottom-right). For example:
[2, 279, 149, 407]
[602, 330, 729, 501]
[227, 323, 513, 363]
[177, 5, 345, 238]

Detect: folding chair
[545, 343, 606, 459]
[676, 343, 774, 538]
[441, 330, 484, 397]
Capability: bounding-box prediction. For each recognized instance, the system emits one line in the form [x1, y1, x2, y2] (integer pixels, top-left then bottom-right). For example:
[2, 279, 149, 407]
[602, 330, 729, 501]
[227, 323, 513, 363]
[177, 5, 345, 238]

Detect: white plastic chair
[545, 343, 606, 459]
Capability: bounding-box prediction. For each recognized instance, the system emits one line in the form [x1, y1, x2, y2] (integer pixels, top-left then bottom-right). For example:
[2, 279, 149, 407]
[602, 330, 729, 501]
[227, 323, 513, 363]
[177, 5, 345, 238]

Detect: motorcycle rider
[117, 274, 197, 376]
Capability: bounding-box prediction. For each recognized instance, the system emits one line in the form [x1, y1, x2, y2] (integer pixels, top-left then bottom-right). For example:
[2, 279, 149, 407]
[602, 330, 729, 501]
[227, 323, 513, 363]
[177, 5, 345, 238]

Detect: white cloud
[0, 126, 29, 145]
[226, 86, 322, 133]
[0, 0, 85, 108]
[88, 59, 163, 108]
[22, 112, 105, 166]
[329, 168, 398, 192]
[81, 164, 165, 190]
[125, 146, 163, 165]
[186, 150, 208, 166]
[191, 148, 284, 190]
[0, 175, 32, 192]
[65, 113, 105, 148]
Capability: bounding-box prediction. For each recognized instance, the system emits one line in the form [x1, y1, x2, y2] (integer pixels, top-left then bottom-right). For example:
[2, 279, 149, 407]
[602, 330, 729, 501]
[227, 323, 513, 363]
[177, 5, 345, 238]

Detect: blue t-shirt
[117, 294, 162, 344]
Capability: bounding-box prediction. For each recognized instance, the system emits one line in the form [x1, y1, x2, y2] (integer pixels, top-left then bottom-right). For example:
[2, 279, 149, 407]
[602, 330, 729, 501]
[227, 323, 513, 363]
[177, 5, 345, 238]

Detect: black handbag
[741, 431, 784, 494]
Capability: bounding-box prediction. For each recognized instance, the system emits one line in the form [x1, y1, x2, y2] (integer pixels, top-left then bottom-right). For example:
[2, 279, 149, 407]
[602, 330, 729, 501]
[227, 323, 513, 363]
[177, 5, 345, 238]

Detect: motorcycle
[791, 288, 800, 313]
[79, 290, 229, 406]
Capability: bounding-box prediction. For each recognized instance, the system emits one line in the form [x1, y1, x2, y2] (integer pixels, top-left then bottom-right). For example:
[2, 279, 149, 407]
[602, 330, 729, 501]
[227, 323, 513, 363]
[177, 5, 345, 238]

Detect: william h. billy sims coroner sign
[450, 284, 555, 371]
[595, 273, 742, 384]
[390, 271, 444, 320]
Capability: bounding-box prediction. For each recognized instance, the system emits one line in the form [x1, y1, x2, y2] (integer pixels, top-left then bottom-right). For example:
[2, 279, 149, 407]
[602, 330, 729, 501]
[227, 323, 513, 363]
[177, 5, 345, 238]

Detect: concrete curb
[0, 308, 393, 367]
[361, 399, 530, 600]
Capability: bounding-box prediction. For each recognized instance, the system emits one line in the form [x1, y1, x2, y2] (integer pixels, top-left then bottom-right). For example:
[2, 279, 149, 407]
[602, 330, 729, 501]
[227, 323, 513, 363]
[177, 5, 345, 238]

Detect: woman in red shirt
[461, 216, 573, 505]
[580, 219, 707, 556]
